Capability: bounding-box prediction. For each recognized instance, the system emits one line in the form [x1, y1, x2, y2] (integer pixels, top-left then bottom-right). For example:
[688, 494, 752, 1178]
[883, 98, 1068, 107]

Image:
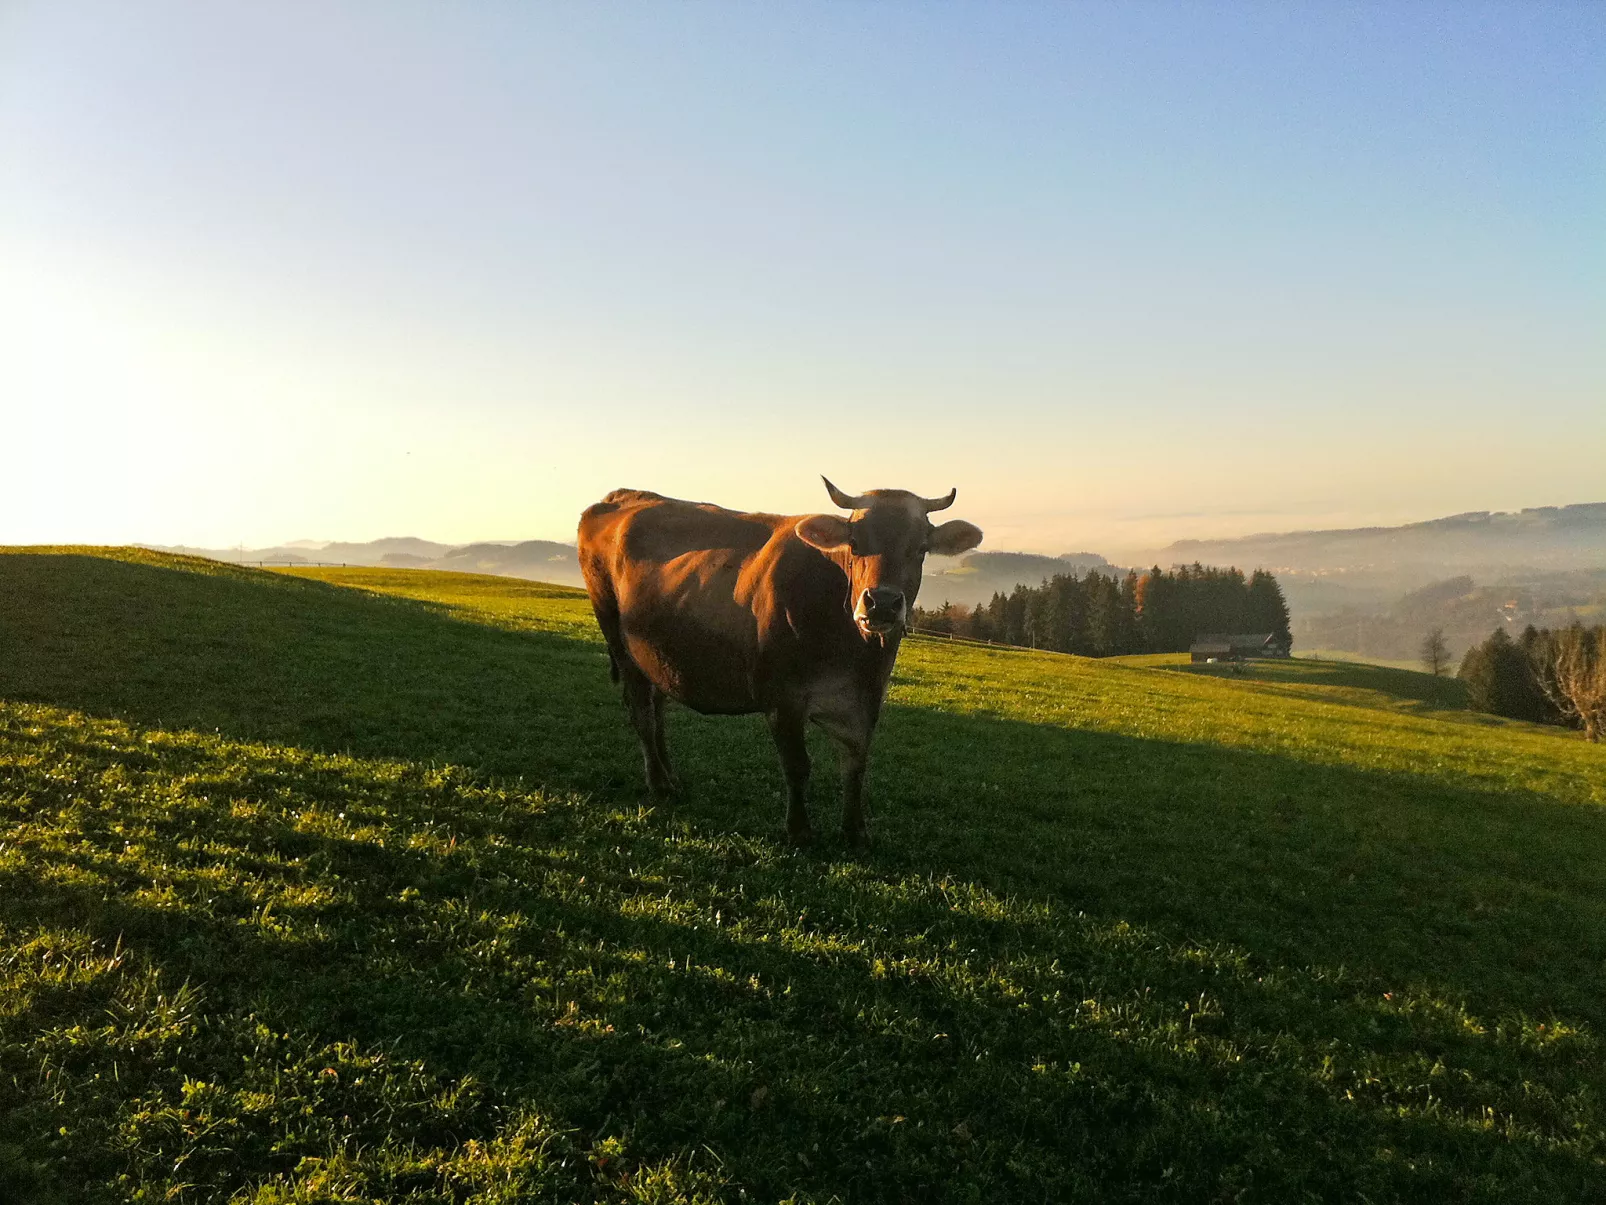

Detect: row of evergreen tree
[914, 564, 1292, 657]
[1459, 623, 1606, 740]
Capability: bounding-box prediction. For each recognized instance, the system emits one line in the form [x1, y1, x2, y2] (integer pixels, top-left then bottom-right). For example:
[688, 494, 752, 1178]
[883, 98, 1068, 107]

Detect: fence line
[906, 626, 1060, 654]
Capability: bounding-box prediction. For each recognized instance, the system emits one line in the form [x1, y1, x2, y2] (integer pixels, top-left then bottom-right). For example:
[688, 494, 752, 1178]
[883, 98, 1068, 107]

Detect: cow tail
[577, 502, 630, 688]
[582, 562, 624, 685]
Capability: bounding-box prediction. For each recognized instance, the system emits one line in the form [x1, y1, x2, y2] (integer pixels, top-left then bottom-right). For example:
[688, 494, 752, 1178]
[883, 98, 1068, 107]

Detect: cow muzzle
[855, 587, 907, 636]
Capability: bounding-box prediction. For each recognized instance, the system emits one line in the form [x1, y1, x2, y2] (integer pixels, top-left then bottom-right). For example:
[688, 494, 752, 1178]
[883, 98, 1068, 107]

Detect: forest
[913, 564, 1292, 657]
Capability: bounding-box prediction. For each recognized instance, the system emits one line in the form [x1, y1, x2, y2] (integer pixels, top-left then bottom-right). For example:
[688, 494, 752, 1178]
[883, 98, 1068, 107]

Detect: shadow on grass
[1162, 656, 1472, 713]
[3, 729, 1600, 1204]
[2, 551, 1604, 1201]
[0, 551, 631, 789]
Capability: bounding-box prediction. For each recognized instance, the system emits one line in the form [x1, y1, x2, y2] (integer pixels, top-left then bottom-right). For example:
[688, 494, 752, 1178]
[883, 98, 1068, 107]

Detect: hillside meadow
[1, 548, 1603, 1203]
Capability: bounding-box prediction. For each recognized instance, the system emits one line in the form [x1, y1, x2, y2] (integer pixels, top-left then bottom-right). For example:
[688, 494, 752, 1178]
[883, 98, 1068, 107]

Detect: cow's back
[578, 491, 825, 714]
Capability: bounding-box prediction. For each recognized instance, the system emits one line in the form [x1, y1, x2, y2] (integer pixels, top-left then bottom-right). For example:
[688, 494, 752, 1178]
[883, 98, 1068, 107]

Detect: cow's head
[796, 477, 983, 640]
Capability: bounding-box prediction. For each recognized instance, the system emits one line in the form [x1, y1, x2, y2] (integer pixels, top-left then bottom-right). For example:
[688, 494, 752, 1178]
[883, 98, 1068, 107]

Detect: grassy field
[1, 548, 1603, 1203]
[1121, 651, 1472, 712]
[1295, 650, 1452, 675]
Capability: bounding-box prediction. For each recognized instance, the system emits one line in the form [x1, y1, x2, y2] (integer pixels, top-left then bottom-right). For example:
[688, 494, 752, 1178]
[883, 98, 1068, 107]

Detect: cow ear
[929, 520, 983, 556]
[796, 514, 853, 551]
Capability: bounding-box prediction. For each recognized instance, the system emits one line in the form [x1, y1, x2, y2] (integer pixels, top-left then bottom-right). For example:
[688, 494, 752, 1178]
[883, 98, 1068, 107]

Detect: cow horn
[822, 477, 870, 511]
[923, 488, 957, 513]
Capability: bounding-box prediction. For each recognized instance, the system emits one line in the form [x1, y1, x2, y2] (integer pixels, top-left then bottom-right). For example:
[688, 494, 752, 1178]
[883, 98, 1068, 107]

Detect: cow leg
[811, 713, 873, 846]
[836, 736, 872, 847]
[765, 708, 813, 845]
[586, 581, 673, 796]
[651, 689, 679, 792]
[620, 665, 675, 799]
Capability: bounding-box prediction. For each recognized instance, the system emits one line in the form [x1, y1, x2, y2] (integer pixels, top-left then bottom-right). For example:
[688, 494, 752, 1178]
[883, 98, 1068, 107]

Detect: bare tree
[1419, 628, 1450, 677]
[1531, 625, 1606, 741]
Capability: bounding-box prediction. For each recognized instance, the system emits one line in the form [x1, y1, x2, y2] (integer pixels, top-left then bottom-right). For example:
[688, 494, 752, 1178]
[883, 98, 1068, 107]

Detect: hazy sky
[3, 2, 1602, 557]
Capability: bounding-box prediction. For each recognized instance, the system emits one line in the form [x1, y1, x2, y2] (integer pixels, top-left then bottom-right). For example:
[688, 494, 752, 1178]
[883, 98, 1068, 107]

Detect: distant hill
[142, 537, 585, 588]
[431, 540, 582, 583]
[1133, 503, 1606, 624]
[1141, 504, 1605, 607]
[1153, 503, 1606, 573]
[1298, 567, 1606, 664]
[920, 550, 1121, 609]
[321, 537, 458, 563]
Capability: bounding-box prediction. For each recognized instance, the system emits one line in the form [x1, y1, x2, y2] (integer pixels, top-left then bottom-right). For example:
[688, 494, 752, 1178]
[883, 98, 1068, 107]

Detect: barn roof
[1191, 632, 1279, 653]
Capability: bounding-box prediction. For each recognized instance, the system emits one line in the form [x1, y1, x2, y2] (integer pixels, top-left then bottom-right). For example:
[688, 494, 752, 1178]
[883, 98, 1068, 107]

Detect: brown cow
[578, 478, 983, 844]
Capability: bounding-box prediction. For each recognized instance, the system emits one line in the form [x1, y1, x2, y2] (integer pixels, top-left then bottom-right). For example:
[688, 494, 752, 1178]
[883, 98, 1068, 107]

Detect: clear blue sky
[3, 2, 1601, 556]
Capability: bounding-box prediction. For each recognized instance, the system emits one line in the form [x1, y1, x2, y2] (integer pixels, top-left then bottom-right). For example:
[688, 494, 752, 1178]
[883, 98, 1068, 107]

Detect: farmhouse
[1190, 632, 1290, 662]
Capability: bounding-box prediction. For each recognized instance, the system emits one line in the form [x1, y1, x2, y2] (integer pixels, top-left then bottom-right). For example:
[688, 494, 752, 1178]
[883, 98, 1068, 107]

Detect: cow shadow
[3, 724, 1600, 1203]
[1160, 656, 1473, 713]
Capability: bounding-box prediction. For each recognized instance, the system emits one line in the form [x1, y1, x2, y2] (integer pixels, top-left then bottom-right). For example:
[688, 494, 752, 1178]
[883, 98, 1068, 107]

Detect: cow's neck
[861, 630, 902, 686]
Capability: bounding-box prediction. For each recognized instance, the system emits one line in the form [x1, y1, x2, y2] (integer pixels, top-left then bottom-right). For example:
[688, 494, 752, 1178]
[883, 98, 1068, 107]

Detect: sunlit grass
[1, 549, 1602, 1202]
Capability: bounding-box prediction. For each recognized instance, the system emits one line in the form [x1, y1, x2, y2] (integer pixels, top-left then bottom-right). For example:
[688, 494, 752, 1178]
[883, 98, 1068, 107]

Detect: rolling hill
[1, 548, 1602, 1202]
[1141, 503, 1606, 621]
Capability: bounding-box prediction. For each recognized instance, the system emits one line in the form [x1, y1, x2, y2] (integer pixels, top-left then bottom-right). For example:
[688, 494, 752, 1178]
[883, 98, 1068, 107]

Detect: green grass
[1119, 652, 1473, 714]
[1, 547, 1603, 1203]
[1297, 650, 1432, 674]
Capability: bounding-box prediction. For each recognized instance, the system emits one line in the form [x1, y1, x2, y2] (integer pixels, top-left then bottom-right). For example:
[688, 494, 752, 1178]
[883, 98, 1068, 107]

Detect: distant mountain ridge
[1143, 502, 1606, 623]
[1152, 503, 1606, 574]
